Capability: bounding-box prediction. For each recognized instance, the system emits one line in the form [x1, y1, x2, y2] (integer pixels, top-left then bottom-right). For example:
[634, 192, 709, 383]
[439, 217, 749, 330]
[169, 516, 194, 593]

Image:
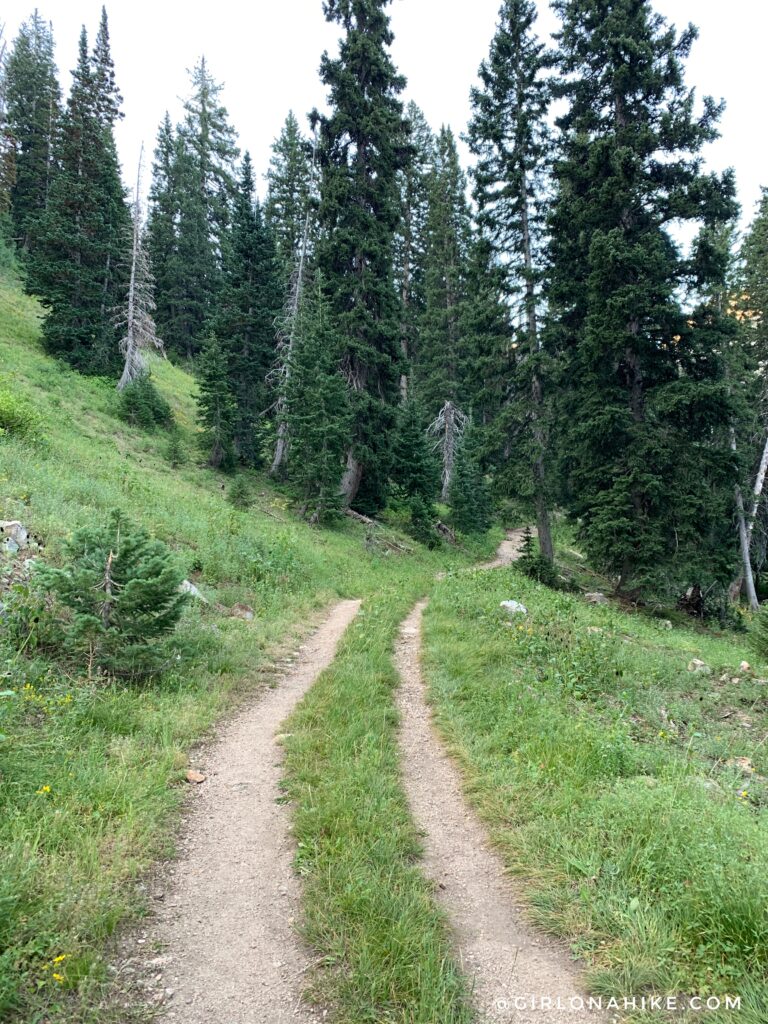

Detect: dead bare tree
[428, 400, 468, 501]
[270, 132, 318, 476]
[115, 144, 163, 391]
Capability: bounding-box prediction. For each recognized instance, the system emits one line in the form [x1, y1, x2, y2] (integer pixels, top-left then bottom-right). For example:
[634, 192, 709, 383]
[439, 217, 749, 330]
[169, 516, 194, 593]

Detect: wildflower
[52, 954, 69, 964]
[52, 972, 64, 983]
[35, 785, 51, 796]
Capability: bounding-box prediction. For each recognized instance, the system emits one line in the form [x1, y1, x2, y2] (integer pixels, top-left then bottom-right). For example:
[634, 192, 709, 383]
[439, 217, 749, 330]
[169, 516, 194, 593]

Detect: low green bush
[34, 509, 188, 678]
[116, 374, 174, 431]
[0, 374, 45, 443]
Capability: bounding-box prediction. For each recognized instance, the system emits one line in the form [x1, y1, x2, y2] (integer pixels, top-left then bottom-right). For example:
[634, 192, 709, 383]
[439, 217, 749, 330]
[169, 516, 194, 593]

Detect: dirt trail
[135, 599, 360, 1024]
[395, 535, 602, 1023]
[481, 526, 531, 568]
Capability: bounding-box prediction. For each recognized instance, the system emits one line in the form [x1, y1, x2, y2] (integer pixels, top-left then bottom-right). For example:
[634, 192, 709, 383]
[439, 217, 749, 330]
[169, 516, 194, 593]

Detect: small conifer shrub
[36, 509, 188, 678]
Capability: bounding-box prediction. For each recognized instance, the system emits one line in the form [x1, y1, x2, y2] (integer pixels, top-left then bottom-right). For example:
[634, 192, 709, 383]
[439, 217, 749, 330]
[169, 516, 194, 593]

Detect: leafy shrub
[35, 510, 188, 678]
[0, 375, 45, 442]
[116, 374, 174, 431]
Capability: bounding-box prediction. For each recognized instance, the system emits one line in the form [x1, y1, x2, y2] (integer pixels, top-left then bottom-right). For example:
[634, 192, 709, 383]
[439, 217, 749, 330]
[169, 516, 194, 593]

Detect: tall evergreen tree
[27, 20, 129, 375]
[467, 0, 555, 560]
[286, 278, 351, 522]
[314, 0, 410, 511]
[548, 0, 739, 593]
[146, 113, 179, 350]
[265, 111, 317, 288]
[181, 56, 239, 256]
[197, 334, 236, 470]
[147, 60, 238, 358]
[5, 11, 60, 252]
[416, 125, 472, 419]
[215, 152, 282, 465]
[450, 424, 492, 534]
[390, 397, 440, 503]
[393, 102, 433, 396]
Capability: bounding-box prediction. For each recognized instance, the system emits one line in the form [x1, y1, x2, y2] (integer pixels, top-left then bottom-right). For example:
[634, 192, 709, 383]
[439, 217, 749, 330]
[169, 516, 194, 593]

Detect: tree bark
[340, 450, 363, 506]
[520, 163, 554, 562]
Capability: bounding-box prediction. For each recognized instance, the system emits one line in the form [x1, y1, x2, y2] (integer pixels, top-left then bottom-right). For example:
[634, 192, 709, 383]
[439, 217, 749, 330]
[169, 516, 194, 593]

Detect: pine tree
[390, 398, 440, 503]
[91, 6, 122, 129]
[548, 0, 739, 593]
[740, 189, 768, 358]
[265, 111, 317, 287]
[147, 60, 239, 358]
[286, 279, 351, 522]
[394, 102, 433, 396]
[467, 0, 555, 560]
[416, 125, 472, 419]
[26, 21, 129, 375]
[181, 56, 239, 255]
[215, 153, 282, 466]
[146, 114, 179, 351]
[196, 334, 236, 470]
[314, 0, 410, 510]
[4, 11, 60, 253]
[450, 424, 492, 534]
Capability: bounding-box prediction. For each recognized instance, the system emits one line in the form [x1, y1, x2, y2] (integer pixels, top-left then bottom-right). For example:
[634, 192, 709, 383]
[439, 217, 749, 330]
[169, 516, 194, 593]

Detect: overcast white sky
[3, 0, 766, 226]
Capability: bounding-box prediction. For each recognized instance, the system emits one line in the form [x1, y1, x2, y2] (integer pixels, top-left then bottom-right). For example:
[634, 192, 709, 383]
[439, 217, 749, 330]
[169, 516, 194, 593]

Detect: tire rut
[394, 540, 603, 1023]
[136, 598, 361, 1024]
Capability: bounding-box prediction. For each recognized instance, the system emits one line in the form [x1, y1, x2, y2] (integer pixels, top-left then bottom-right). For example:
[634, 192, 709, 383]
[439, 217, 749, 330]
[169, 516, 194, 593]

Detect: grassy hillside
[0, 276, 488, 1023]
[423, 566, 768, 1023]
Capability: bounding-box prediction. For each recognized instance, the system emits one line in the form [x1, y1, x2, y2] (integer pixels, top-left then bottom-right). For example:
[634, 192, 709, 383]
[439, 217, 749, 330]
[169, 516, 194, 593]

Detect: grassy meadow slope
[423, 567, 768, 1023]
[0, 276, 487, 1022]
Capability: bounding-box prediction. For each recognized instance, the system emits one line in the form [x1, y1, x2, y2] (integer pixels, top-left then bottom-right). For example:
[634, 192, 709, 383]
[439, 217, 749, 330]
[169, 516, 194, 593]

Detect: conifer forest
[1, 2, 768, 1023]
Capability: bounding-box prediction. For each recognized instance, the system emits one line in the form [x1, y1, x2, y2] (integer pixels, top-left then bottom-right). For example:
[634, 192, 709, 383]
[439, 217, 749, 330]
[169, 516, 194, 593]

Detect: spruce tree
[27, 21, 129, 375]
[5, 11, 60, 253]
[286, 278, 351, 522]
[467, 0, 555, 560]
[146, 114, 180, 352]
[147, 60, 239, 358]
[450, 424, 492, 534]
[265, 111, 317, 288]
[740, 189, 768, 357]
[181, 56, 239, 254]
[215, 153, 282, 466]
[394, 102, 434, 395]
[314, 0, 410, 510]
[548, 0, 739, 593]
[390, 397, 440, 504]
[196, 334, 236, 470]
[416, 125, 472, 419]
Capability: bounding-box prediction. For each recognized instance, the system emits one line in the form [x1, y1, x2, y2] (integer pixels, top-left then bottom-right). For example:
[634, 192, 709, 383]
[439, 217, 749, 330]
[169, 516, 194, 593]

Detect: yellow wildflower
[52, 972, 64, 983]
[35, 785, 51, 796]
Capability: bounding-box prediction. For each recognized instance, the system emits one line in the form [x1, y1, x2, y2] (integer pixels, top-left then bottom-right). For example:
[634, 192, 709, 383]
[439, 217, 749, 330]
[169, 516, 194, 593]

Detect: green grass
[282, 580, 476, 1024]
[422, 566, 768, 1022]
[0, 276, 486, 1022]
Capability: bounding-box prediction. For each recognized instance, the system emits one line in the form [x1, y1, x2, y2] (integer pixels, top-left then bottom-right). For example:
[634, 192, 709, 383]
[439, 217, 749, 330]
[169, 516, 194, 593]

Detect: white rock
[500, 600, 528, 617]
[740, 661, 751, 673]
[687, 658, 712, 674]
[585, 592, 609, 605]
[179, 579, 208, 603]
[0, 521, 28, 550]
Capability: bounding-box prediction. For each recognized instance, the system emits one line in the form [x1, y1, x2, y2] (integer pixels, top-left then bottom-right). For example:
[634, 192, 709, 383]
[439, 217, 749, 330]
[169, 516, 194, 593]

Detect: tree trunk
[440, 401, 456, 501]
[520, 163, 554, 562]
[736, 482, 759, 611]
[340, 450, 363, 506]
